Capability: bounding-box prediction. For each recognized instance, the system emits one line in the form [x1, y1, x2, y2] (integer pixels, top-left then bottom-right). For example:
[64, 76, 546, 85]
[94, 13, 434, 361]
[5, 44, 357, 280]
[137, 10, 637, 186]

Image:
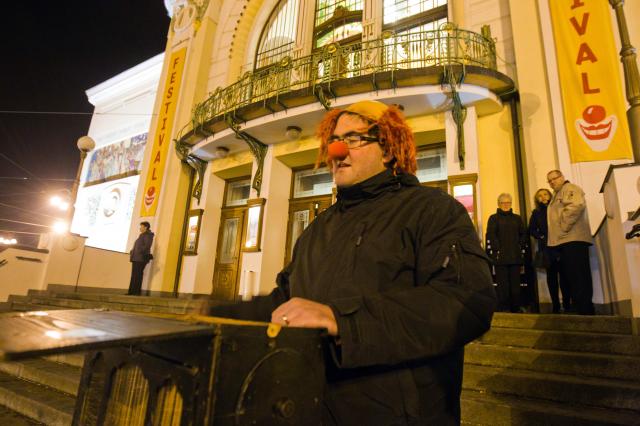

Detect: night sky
[0, 1, 171, 246]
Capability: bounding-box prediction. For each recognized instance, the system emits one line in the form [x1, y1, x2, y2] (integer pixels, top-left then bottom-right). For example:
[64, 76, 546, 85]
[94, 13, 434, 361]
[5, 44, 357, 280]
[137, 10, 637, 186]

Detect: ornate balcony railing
[185, 24, 497, 141]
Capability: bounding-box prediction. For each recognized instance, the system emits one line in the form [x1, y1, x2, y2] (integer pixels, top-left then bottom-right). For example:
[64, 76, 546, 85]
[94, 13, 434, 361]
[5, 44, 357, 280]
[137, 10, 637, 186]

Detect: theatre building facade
[107, 0, 638, 315]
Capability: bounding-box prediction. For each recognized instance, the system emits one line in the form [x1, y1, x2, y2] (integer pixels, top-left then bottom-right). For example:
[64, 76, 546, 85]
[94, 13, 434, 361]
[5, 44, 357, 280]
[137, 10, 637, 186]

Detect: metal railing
[189, 24, 496, 136]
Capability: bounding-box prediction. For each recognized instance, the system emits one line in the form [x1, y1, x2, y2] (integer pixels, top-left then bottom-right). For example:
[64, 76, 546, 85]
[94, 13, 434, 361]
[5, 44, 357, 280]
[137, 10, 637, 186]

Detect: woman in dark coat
[486, 193, 527, 312]
[529, 188, 570, 313]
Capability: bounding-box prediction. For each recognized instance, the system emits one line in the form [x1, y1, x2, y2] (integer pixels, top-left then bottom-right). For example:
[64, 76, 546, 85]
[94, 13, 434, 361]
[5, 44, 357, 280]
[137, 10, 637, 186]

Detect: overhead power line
[0, 177, 74, 182]
[0, 229, 42, 235]
[0, 218, 52, 228]
[0, 202, 60, 220]
[0, 110, 155, 117]
[0, 153, 40, 181]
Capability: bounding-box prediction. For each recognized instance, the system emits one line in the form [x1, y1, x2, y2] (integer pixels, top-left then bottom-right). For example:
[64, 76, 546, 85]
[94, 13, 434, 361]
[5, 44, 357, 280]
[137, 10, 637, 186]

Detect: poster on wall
[140, 47, 187, 217]
[549, 0, 633, 162]
[85, 133, 148, 185]
[72, 175, 139, 252]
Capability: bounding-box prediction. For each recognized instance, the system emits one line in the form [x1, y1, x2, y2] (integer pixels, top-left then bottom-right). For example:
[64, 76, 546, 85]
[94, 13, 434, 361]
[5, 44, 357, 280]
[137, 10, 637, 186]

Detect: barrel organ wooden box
[0, 309, 325, 425]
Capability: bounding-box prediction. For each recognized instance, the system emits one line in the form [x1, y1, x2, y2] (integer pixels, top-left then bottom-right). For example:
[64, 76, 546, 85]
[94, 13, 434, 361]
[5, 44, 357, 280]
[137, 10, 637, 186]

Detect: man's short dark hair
[140, 221, 151, 230]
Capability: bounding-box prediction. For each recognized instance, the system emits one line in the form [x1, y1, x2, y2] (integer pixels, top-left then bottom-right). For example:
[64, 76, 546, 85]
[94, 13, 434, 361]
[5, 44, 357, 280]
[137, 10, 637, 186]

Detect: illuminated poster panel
[85, 133, 147, 185]
[73, 175, 140, 252]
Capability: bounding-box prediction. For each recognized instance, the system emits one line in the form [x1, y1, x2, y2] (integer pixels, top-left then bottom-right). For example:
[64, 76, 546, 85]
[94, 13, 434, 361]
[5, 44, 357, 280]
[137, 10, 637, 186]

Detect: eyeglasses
[328, 133, 380, 149]
[547, 175, 562, 184]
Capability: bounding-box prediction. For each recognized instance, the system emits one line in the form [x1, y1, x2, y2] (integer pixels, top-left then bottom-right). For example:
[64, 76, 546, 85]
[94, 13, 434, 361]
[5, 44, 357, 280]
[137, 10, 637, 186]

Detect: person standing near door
[546, 170, 594, 315]
[128, 221, 154, 296]
[529, 188, 570, 313]
[486, 193, 527, 312]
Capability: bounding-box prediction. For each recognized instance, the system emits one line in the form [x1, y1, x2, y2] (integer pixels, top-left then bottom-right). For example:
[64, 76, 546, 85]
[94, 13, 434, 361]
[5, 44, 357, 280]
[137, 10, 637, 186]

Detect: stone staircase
[0, 290, 639, 425]
[462, 313, 640, 425]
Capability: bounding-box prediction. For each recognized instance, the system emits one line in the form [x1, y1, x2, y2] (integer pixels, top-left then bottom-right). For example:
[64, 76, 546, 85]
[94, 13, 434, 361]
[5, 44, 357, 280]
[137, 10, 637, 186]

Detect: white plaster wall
[77, 247, 131, 290]
[191, 170, 226, 295]
[238, 146, 292, 298]
[465, 0, 517, 82]
[445, 106, 479, 176]
[40, 234, 86, 287]
[0, 248, 47, 302]
[445, 106, 485, 233]
[613, 167, 640, 315]
[75, 55, 163, 250]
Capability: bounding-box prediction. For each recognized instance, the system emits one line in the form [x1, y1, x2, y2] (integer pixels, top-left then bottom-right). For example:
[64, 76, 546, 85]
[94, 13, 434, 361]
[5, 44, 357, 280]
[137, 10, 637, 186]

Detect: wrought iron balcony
[180, 24, 510, 145]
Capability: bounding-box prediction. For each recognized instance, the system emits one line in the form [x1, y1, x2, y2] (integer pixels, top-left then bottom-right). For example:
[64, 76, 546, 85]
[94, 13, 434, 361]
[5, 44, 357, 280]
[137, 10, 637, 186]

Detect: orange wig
[315, 104, 417, 175]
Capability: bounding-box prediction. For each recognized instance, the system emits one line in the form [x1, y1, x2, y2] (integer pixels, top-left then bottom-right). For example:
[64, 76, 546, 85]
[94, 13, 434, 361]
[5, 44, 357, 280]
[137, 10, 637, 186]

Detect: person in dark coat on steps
[128, 221, 154, 296]
[529, 188, 570, 313]
[486, 193, 527, 313]
[209, 100, 497, 425]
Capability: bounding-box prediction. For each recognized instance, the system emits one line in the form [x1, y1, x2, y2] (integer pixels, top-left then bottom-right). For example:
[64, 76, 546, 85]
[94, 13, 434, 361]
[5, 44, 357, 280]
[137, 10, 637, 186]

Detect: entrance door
[284, 195, 332, 264]
[212, 207, 246, 301]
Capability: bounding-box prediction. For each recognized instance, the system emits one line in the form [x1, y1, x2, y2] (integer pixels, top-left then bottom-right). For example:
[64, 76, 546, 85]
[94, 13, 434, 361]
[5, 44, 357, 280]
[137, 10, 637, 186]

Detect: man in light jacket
[546, 170, 594, 315]
[128, 221, 154, 296]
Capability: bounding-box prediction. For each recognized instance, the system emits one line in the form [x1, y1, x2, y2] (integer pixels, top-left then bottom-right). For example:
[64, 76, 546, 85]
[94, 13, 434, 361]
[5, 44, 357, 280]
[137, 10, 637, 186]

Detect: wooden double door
[211, 206, 246, 301]
[283, 195, 333, 265]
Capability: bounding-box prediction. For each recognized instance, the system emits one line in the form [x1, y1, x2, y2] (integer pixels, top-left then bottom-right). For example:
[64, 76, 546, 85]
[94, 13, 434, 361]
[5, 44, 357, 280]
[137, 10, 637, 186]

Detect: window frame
[382, 3, 448, 33]
[254, 0, 300, 71]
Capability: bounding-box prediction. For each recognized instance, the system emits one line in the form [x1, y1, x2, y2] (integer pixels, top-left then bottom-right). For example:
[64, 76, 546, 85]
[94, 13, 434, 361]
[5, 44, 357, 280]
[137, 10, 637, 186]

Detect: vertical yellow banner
[549, 0, 633, 162]
[140, 47, 187, 216]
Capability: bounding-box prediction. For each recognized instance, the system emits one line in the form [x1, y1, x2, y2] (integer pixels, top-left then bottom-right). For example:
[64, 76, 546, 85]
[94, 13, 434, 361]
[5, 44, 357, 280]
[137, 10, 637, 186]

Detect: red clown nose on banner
[327, 141, 349, 161]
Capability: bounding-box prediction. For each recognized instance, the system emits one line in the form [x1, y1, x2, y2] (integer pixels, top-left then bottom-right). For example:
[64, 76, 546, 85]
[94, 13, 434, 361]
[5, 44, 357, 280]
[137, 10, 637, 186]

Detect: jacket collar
[336, 169, 419, 209]
[497, 208, 513, 216]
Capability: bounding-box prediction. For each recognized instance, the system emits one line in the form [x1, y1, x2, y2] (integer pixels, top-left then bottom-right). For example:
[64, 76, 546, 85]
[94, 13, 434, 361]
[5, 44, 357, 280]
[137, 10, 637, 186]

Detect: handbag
[533, 250, 550, 269]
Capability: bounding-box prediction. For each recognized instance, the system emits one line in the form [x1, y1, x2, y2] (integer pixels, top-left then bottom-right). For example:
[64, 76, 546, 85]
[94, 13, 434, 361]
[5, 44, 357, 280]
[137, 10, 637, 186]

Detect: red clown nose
[327, 141, 349, 161]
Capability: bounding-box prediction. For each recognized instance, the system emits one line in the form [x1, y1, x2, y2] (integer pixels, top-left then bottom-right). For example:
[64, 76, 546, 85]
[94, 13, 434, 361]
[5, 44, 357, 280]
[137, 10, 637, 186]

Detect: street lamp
[67, 136, 96, 231]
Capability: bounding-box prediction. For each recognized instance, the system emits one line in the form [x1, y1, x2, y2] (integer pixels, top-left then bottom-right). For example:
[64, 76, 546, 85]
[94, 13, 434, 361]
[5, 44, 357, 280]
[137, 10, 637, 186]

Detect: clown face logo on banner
[144, 186, 156, 209]
[549, 0, 633, 162]
[574, 105, 618, 152]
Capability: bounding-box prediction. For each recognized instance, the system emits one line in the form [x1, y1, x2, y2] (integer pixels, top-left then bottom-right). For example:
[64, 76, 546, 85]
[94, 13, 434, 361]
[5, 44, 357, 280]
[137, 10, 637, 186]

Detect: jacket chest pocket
[349, 223, 416, 292]
[435, 239, 491, 286]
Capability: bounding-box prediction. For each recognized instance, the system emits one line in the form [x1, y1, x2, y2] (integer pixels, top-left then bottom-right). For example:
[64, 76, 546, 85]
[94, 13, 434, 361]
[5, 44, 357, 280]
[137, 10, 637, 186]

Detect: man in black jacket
[127, 221, 154, 296]
[211, 101, 496, 425]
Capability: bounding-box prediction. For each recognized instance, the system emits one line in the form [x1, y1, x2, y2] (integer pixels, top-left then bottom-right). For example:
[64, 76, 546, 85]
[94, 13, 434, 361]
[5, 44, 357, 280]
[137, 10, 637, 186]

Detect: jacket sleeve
[328, 195, 497, 369]
[528, 210, 543, 240]
[485, 214, 499, 261]
[518, 215, 528, 251]
[141, 233, 154, 254]
[560, 184, 586, 232]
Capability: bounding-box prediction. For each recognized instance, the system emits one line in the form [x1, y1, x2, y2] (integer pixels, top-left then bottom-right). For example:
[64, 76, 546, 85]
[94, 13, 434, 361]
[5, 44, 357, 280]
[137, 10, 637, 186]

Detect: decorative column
[609, 0, 640, 163]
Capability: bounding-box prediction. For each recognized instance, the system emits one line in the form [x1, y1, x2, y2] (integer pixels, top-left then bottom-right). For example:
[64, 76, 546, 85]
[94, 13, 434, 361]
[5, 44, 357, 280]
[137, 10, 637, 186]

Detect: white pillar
[239, 146, 292, 296]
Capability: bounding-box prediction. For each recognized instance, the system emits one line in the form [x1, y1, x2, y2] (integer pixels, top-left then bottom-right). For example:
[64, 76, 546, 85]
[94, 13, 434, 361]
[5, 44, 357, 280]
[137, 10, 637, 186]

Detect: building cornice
[86, 54, 165, 108]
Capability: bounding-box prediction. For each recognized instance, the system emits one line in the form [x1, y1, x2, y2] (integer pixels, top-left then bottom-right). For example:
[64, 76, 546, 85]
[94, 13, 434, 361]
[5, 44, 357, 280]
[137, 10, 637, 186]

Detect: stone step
[9, 295, 196, 315]
[0, 359, 81, 396]
[0, 302, 14, 312]
[43, 352, 85, 368]
[478, 326, 640, 356]
[8, 302, 65, 312]
[0, 404, 43, 426]
[461, 389, 640, 426]
[0, 371, 74, 426]
[465, 342, 640, 382]
[45, 291, 208, 310]
[463, 364, 640, 412]
[491, 312, 633, 335]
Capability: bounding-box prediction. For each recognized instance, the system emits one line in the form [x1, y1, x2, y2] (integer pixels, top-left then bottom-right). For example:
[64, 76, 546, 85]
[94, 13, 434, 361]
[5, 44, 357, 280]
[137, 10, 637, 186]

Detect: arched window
[382, 0, 448, 69]
[383, 0, 448, 33]
[255, 0, 300, 69]
[314, 0, 363, 49]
